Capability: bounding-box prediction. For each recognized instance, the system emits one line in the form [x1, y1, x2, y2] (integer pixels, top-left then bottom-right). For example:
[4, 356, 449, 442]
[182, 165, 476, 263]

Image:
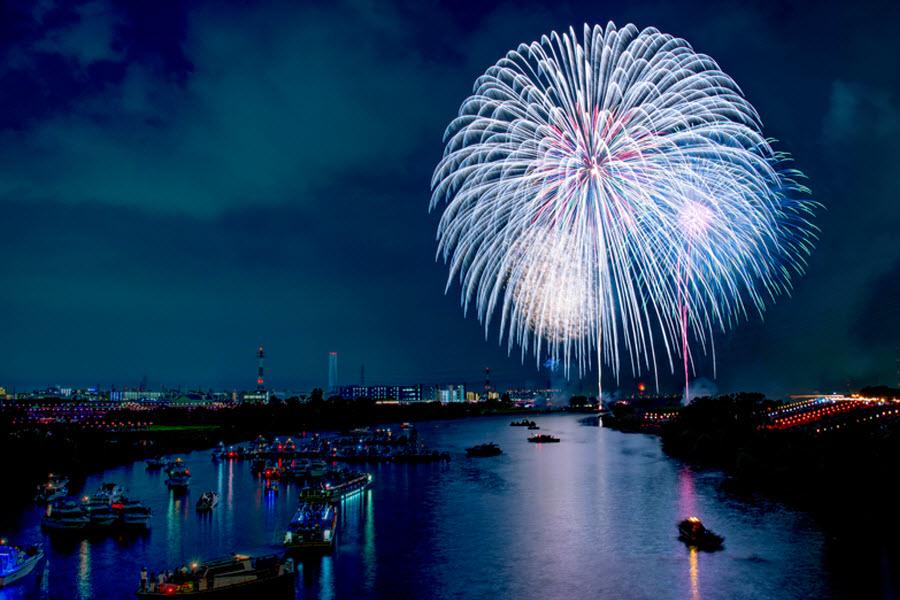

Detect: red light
[637, 382, 646, 392]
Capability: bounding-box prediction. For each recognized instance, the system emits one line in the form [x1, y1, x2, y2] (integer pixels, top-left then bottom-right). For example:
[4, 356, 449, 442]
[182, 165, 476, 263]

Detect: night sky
[1, 0, 898, 396]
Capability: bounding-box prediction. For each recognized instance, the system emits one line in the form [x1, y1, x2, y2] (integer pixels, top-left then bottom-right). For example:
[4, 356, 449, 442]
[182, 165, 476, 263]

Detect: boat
[136, 553, 295, 598]
[83, 495, 117, 528]
[196, 491, 219, 512]
[465, 443, 503, 457]
[399, 422, 413, 430]
[0, 539, 43, 588]
[95, 482, 125, 503]
[510, 419, 536, 427]
[527, 434, 560, 443]
[283, 502, 337, 553]
[34, 473, 69, 504]
[41, 498, 89, 532]
[527, 424, 540, 430]
[308, 460, 327, 479]
[678, 517, 724, 551]
[115, 498, 152, 528]
[262, 464, 281, 480]
[300, 470, 372, 503]
[166, 465, 191, 492]
[211, 442, 226, 461]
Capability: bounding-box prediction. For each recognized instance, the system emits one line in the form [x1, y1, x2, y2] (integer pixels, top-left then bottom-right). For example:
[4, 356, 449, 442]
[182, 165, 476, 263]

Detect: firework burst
[430, 22, 818, 396]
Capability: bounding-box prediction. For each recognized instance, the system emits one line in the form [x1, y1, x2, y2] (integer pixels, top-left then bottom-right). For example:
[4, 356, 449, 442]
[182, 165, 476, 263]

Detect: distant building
[397, 384, 422, 403]
[257, 345, 266, 391]
[367, 385, 394, 401]
[436, 384, 466, 403]
[339, 385, 368, 400]
[241, 391, 269, 404]
[328, 352, 338, 393]
[109, 390, 167, 403]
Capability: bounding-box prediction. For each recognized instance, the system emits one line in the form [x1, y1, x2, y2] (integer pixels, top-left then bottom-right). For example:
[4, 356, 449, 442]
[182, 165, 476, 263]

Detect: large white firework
[430, 22, 817, 395]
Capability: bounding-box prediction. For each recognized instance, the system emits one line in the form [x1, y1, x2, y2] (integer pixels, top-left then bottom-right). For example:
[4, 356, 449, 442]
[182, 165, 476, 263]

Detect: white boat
[94, 482, 125, 503]
[34, 473, 69, 505]
[0, 540, 43, 588]
[196, 491, 219, 511]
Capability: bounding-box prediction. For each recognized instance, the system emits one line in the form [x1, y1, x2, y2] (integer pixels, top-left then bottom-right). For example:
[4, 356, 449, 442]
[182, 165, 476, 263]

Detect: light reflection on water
[0, 414, 883, 599]
[76, 539, 90, 600]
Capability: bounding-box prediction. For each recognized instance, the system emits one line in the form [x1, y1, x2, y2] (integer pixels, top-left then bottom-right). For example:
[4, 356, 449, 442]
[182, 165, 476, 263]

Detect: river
[0, 414, 880, 599]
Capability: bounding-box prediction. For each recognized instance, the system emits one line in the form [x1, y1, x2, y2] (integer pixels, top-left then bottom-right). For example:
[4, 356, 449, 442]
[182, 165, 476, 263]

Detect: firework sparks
[431, 22, 818, 398]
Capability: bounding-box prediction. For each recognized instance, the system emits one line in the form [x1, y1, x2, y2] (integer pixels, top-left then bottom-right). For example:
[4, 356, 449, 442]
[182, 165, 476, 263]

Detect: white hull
[0, 552, 42, 588]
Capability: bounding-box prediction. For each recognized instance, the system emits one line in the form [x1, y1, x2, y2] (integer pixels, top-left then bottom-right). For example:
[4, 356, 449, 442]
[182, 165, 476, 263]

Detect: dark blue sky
[1, 0, 897, 396]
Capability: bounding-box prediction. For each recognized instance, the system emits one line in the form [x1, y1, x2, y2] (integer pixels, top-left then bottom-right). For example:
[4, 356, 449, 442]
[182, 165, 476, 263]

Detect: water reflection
[77, 539, 91, 599]
[689, 547, 701, 600]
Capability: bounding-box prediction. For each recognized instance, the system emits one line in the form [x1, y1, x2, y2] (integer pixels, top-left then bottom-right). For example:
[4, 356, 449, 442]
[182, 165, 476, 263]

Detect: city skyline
[1, 1, 898, 397]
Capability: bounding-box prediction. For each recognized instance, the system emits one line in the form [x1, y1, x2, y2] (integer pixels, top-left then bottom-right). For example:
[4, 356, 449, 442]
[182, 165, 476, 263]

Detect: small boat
[0, 539, 43, 588]
[527, 434, 560, 443]
[211, 442, 226, 461]
[465, 443, 503, 457]
[136, 553, 295, 598]
[196, 491, 219, 512]
[262, 464, 281, 480]
[166, 466, 191, 492]
[510, 419, 536, 427]
[678, 517, 724, 551]
[283, 502, 337, 553]
[41, 498, 89, 532]
[34, 473, 69, 505]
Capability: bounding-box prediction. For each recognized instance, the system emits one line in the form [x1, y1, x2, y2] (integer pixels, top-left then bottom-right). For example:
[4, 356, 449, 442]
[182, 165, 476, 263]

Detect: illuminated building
[436, 384, 466, 403]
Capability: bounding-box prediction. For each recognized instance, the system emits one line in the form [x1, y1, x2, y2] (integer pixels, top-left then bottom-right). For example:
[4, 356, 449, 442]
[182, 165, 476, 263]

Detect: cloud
[0, 0, 460, 216]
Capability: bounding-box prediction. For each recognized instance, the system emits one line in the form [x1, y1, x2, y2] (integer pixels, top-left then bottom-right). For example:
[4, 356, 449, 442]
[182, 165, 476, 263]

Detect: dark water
[0, 415, 883, 599]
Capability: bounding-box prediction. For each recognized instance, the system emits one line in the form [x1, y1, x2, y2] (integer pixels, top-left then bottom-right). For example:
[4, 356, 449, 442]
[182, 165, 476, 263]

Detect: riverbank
[603, 393, 900, 506]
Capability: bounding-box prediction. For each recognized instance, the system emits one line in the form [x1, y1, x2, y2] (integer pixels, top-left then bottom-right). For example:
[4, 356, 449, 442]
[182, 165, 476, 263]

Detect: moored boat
[136, 553, 294, 598]
[83, 495, 117, 528]
[42, 498, 89, 532]
[34, 473, 69, 505]
[283, 502, 337, 553]
[114, 498, 152, 528]
[465, 443, 503, 457]
[527, 434, 560, 443]
[0, 539, 43, 588]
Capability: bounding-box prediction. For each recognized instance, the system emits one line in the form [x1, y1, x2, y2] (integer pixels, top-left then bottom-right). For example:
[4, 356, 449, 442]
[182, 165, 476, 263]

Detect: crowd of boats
[196, 428, 451, 465]
[36, 477, 152, 533]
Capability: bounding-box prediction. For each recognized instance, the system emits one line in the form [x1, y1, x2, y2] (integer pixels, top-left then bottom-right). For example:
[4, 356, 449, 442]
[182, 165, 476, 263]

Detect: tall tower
[328, 352, 338, 393]
[484, 367, 492, 395]
[256, 345, 265, 391]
